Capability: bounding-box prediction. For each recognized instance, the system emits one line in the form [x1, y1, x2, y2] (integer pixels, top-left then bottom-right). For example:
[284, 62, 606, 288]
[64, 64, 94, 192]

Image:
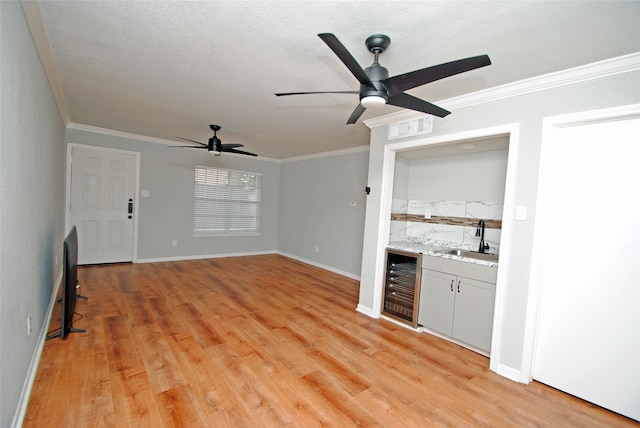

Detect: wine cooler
[381, 249, 422, 327]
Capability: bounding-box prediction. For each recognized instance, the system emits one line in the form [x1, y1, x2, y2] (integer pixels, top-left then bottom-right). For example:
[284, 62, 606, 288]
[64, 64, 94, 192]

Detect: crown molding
[66, 123, 282, 163]
[21, 0, 70, 124]
[364, 52, 640, 129]
[281, 145, 370, 163]
[68, 122, 369, 163]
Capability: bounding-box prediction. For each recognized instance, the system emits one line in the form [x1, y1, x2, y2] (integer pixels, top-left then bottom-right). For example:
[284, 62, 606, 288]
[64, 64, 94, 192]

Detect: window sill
[193, 231, 261, 238]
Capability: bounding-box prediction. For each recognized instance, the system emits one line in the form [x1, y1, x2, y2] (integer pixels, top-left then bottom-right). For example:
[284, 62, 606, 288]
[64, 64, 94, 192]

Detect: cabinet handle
[457, 280, 461, 293]
[450, 280, 454, 292]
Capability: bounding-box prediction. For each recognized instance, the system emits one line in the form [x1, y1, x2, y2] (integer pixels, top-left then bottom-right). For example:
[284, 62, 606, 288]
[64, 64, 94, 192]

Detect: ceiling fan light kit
[275, 33, 491, 124]
[360, 95, 386, 109]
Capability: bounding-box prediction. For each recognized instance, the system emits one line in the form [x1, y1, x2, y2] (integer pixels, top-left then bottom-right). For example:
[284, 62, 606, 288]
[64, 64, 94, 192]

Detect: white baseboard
[276, 251, 361, 281]
[356, 304, 377, 318]
[135, 250, 277, 264]
[136, 251, 361, 283]
[493, 363, 524, 383]
[12, 270, 63, 428]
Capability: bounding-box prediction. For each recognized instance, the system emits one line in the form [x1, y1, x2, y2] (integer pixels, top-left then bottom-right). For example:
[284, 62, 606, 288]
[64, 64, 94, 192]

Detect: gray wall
[1, 3, 66, 426]
[406, 149, 508, 202]
[65, 129, 369, 279]
[359, 71, 640, 375]
[278, 150, 369, 278]
[65, 128, 281, 261]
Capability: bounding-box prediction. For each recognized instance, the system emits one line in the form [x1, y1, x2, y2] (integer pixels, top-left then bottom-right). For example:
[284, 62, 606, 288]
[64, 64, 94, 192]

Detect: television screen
[47, 225, 85, 340]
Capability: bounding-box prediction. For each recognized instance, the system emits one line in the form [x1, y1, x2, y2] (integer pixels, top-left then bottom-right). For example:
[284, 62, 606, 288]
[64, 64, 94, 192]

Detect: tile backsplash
[390, 199, 503, 253]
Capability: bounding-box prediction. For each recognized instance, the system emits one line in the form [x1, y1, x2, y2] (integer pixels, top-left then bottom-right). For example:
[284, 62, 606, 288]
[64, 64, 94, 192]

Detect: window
[194, 165, 262, 236]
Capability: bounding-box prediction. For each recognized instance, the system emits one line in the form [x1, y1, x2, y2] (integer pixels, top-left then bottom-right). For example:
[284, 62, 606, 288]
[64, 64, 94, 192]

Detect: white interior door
[68, 145, 138, 265]
[532, 112, 640, 421]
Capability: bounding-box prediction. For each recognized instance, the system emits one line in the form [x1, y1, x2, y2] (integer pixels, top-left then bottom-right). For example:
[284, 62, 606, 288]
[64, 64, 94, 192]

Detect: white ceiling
[27, 1, 640, 159]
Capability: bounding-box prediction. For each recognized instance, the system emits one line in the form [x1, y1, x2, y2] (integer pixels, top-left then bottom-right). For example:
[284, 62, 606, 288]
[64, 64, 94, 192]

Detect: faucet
[476, 220, 490, 253]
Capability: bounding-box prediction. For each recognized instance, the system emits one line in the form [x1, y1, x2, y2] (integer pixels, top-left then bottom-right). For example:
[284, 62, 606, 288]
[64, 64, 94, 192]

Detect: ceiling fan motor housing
[208, 136, 222, 155]
[361, 63, 389, 101]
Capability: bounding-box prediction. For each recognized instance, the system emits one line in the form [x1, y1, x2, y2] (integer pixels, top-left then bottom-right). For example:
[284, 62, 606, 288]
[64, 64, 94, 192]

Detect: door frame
[521, 103, 640, 382]
[65, 143, 141, 263]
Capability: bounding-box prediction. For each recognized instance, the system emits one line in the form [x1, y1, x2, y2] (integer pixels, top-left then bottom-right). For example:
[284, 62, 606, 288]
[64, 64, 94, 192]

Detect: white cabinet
[418, 255, 497, 353]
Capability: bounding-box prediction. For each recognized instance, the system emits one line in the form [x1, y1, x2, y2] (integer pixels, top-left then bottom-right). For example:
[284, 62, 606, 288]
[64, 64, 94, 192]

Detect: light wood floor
[24, 255, 635, 427]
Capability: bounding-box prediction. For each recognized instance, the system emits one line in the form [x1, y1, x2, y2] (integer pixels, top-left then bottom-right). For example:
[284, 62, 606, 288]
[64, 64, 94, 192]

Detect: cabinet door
[452, 276, 495, 352]
[418, 269, 456, 336]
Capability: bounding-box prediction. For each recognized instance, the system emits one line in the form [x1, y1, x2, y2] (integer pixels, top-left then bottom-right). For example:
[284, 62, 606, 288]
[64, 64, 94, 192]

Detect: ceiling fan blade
[318, 33, 374, 87]
[170, 145, 207, 149]
[387, 92, 451, 118]
[383, 55, 491, 95]
[275, 90, 359, 96]
[226, 148, 258, 157]
[175, 137, 207, 147]
[220, 143, 244, 149]
[346, 103, 367, 124]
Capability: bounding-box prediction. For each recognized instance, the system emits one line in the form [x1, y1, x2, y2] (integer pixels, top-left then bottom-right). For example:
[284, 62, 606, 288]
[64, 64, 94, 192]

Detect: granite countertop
[387, 241, 499, 268]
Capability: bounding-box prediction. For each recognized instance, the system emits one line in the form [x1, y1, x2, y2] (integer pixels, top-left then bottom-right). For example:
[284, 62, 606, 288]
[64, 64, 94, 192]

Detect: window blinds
[194, 166, 261, 235]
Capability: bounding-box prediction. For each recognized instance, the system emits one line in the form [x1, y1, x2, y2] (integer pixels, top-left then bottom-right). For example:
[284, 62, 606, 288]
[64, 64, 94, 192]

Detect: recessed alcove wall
[391, 140, 509, 252]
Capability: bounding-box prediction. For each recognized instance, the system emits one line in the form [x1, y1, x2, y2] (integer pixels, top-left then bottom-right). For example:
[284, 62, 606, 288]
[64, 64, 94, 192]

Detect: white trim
[356, 304, 378, 318]
[494, 363, 522, 383]
[136, 250, 361, 280]
[136, 250, 277, 264]
[65, 143, 141, 263]
[487, 123, 521, 378]
[364, 52, 640, 129]
[67, 123, 372, 164]
[12, 269, 63, 428]
[281, 145, 370, 163]
[277, 251, 361, 281]
[21, 1, 70, 125]
[371, 147, 397, 318]
[521, 103, 640, 384]
[66, 123, 282, 163]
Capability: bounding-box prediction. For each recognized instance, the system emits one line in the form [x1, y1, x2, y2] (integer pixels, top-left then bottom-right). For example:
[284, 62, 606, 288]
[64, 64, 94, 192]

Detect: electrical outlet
[172, 239, 178, 246]
[424, 209, 432, 219]
[314, 245, 319, 253]
[27, 315, 32, 336]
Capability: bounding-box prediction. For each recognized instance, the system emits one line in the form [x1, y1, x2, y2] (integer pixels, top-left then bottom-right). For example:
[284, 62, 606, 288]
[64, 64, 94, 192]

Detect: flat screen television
[47, 225, 86, 340]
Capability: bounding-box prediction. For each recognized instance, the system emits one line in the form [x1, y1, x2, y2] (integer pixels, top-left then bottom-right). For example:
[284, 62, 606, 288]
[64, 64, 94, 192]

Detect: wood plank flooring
[24, 255, 636, 427]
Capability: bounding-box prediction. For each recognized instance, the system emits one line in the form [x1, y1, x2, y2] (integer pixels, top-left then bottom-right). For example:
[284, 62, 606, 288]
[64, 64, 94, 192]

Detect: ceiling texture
[26, 1, 640, 159]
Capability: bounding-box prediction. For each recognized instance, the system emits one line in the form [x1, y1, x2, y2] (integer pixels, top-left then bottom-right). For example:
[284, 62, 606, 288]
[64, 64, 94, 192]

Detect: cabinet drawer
[422, 255, 497, 283]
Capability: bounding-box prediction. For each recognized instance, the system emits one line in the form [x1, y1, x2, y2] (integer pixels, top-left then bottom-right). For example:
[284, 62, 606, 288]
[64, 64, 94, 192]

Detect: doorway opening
[373, 123, 520, 374]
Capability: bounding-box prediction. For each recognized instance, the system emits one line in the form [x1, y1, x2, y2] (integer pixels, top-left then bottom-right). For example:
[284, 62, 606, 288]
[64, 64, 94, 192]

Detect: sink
[439, 249, 499, 262]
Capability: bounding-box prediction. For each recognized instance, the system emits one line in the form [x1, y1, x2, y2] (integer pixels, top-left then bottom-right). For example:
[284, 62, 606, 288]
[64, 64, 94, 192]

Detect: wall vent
[388, 116, 433, 140]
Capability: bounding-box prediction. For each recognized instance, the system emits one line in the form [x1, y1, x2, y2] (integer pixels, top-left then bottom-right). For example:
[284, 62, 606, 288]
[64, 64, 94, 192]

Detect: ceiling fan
[275, 33, 491, 124]
[172, 125, 257, 157]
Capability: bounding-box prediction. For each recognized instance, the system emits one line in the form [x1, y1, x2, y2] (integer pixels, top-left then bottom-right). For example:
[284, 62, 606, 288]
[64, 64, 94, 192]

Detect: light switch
[516, 205, 527, 220]
[141, 189, 150, 198]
